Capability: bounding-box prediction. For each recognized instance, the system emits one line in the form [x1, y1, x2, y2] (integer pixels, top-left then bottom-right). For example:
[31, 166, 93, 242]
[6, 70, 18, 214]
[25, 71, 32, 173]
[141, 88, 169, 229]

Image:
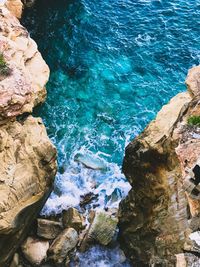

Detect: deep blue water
[22, 0, 200, 214]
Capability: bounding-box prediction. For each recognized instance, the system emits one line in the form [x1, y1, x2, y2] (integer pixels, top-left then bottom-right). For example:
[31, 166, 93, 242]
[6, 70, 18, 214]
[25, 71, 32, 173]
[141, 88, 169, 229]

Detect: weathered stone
[0, 3, 56, 266]
[0, 116, 57, 265]
[186, 65, 200, 97]
[21, 237, 49, 265]
[118, 66, 200, 266]
[48, 228, 78, 264]
[37, 219, 63, 240]
[6, 0, 23, 18]
[62, 208, 85, 231]
[81, 210, 118, 251]
[0, 5, 49, 122]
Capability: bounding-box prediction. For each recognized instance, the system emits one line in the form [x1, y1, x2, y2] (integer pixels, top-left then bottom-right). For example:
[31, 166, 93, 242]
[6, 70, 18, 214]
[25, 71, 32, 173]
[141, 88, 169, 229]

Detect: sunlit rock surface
[0, 1, 57, 265]
[0, 4, 49, 122]
[119, 66, 200, 266]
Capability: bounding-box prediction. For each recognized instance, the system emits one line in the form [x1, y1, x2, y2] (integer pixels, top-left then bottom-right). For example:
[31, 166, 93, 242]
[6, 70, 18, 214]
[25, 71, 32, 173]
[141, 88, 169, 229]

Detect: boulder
[80, 210, 118, 251]
[62, 208, 85, 231]
[21, 237, 49, 265]
[37, 219, 63, 240]
[48, 228, 78, 264]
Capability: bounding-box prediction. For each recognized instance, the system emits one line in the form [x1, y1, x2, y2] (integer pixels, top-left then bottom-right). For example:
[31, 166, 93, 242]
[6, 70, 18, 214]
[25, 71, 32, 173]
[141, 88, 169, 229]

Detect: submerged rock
[37, 219, 63, 240]
[81, 210, 118, 251]
[48, 228, 78, 264]
[21, 237, 49, 265]
[62, 208, 85, 231]
[74, 152, 107, 170]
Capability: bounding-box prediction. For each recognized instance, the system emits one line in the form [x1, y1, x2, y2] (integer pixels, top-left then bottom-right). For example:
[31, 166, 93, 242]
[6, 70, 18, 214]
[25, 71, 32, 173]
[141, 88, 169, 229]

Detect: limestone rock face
[0, 5, 49, 122]
[0, 3, 57, 266]
[0, 116, 57, 265]
[6, 0, 23, 18]
[21, 237, 49, 265]
[119, 66, 200, 266]
[48, 228, 79, 264]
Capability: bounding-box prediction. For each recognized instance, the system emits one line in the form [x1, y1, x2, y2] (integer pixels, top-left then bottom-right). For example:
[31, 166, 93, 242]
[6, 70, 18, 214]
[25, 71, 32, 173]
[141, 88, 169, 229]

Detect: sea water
[22, 0, 200, 265]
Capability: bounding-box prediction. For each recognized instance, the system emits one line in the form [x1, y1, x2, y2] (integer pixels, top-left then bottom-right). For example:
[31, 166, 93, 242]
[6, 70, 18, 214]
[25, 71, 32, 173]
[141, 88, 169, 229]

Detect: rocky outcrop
[21, 237, 49, 265]
[48, 228, 79, 264]
[119, 66, 200, 266]
[81, 210, 118, 251]
[0, 4, 49, 123]
[0, 1, 57, 266]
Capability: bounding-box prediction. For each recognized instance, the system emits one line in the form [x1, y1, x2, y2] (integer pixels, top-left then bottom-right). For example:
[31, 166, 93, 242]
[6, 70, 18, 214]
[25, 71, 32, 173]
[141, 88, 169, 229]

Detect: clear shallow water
[22, 0, 200, 214]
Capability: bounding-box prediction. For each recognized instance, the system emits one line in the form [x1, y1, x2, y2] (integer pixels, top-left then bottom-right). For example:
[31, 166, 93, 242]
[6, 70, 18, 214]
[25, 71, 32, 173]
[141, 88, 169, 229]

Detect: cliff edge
[0, 1, 57, 265]
[119, 66, 200, 266]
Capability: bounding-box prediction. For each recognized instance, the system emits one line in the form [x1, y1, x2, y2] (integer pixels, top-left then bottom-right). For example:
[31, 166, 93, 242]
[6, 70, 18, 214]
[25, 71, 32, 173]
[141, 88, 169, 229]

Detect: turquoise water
[22, 0, 200, 215]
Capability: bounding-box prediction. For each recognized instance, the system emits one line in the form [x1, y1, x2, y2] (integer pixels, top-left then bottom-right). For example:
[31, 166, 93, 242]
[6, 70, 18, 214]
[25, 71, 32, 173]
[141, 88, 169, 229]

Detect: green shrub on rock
[0, 53, 11, 76]
[188, 116, 200, 126]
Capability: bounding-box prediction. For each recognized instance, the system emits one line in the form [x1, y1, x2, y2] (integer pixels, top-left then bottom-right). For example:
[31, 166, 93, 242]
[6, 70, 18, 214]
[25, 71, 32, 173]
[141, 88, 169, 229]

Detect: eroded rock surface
[0, 5, 49, 122]
[0, 1, 57, 266]
[37, 219, 63, 240]
[48, 228, 79, 264]
[119, 66, 200, 266]
[21, 237, 49, 265]
[0, 116, 57, 265]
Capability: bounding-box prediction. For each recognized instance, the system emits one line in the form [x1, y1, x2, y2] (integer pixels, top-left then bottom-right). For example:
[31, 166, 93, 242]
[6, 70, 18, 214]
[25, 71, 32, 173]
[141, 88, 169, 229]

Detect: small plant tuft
[0, 53, 11, 77]
[187, 115, 200, 126]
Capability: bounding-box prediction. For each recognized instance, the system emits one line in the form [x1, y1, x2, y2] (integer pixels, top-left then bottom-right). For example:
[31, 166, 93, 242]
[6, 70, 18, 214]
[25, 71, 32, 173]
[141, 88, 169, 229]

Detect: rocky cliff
[119, 66, 200, 266]
[0, 1, 57, 266]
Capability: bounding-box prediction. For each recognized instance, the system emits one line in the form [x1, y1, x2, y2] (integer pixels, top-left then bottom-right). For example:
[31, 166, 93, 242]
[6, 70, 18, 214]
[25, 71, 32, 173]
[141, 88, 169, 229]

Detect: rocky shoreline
[119, 66, 200, 266]
[0, 1, 57, 265]
[1, 0, 200, 267]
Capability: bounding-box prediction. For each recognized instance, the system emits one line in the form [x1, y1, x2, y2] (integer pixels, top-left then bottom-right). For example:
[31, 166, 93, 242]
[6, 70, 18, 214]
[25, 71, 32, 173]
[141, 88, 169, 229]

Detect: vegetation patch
[187, 115, 200, 126]
[0, 53, 11, 77]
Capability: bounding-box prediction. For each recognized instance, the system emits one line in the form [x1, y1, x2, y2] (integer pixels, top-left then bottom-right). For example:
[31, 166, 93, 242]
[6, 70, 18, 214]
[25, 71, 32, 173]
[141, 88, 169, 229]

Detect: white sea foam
[189, 231, 200, 246]
[41, 148, 131, 216]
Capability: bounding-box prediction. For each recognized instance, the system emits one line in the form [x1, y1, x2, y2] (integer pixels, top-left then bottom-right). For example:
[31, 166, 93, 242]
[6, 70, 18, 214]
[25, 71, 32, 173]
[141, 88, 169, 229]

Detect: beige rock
[118, 69, 200, 265]
[21, 237, 49, 265]
[37, 219, 63, 240]
[186, 65, 200, 97]
[6, 0, 23, 18]
[62, 208, 85, 231]
[49, 228, 78, 264]
[0, 6, 49, 122]
[0, 116, 57, 265]
[0, 2, 56, 266]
